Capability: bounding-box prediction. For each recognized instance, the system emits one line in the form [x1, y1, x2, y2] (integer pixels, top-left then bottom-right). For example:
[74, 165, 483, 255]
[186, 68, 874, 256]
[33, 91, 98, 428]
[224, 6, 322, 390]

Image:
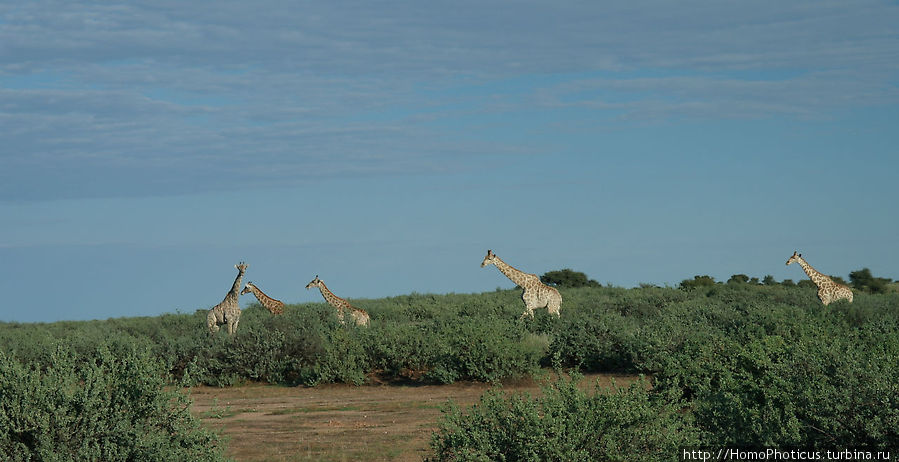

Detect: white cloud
[1, 0, 897, 201]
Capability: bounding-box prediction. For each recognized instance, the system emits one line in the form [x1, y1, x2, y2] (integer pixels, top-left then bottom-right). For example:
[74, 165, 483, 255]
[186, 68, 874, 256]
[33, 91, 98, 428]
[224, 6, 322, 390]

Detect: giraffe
[207, 262, 249, 335]
[480, 249, 562, 319]
[786, 251, 853, 305]
[241, 281, 285, 315]
[305, 275, 370, 327]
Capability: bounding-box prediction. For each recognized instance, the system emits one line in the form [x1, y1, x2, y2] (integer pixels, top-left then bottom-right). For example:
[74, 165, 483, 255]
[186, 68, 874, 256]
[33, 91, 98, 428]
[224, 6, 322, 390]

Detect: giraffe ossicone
[481, 249, 562, 319]
[207, 262, 249, 335]
[786, 251, 853, 305]
[305, 275, 370, 327]
[241, 281, 285, 315]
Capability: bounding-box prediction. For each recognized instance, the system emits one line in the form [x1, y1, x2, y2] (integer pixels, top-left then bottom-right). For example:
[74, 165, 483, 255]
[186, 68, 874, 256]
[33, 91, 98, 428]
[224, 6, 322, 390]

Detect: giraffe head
[241, 281, 255, 295]
[480, 249, 497, 268]
[305, 275, 323, 290]
[786, 251, 802, 266]
[235, 262, 249, 273]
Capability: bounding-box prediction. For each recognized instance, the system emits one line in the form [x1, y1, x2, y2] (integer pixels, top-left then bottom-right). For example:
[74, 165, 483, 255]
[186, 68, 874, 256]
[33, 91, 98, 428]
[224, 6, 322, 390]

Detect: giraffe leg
[521, 290, 538, 319]
[207, 310, 220, 334]
[548, 298, 561, 317]
[542, 288, 562, 317]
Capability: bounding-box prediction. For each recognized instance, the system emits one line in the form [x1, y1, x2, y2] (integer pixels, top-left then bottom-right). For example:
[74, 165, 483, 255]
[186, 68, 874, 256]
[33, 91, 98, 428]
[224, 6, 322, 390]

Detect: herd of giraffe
[206, 249, 853, 335]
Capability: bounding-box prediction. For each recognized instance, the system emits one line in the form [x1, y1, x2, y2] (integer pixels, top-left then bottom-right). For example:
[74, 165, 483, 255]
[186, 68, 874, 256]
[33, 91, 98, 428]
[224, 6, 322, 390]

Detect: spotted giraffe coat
[207, 262, 248, 334]
[786, 251, 853, 305]
[481, 250, 562, 318]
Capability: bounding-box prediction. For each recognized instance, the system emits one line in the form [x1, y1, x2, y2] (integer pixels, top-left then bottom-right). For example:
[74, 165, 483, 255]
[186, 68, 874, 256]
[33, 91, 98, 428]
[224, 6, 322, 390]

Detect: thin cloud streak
[3, 1, 896, 75]
[2, 1, 897, 202]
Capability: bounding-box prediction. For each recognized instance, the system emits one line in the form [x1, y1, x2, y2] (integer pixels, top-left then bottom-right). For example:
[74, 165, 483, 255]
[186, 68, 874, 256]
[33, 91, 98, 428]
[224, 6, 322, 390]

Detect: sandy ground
[189, 373, 639, 461]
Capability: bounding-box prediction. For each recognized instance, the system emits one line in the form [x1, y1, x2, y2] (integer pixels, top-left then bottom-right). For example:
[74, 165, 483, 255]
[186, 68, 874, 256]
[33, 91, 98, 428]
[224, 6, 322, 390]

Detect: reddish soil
[189, 373, 639, 461]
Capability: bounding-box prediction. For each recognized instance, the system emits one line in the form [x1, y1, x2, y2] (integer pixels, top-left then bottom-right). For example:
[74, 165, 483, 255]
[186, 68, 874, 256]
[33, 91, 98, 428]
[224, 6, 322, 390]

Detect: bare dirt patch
[189, 373, 639, 461]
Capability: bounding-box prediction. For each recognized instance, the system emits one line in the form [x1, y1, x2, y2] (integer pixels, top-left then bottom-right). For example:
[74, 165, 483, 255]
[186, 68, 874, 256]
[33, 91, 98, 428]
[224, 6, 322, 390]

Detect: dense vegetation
[429, 375, 699, 461]
[1, 280, 897, 458]
[0, 345, 226, 461]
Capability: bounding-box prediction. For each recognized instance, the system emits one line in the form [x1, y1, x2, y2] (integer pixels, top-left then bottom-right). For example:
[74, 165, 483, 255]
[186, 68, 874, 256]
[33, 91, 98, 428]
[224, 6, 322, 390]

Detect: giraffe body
[786, 251, 853, 305]
[241, 282, 285, 314]
[481, 250, 561, 319]
[305, 276, 370, 327]
[207, 262, 248, 335]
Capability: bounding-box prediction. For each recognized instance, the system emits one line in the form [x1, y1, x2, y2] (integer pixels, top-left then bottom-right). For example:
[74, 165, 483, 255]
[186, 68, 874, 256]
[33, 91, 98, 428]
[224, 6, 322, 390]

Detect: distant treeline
[541, 267, 897, 293]
[679, 267, 896, 292]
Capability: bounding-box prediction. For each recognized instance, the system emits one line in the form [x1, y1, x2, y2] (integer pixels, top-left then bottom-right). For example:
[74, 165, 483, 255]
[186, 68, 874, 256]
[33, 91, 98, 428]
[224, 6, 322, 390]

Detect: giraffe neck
[249, 285, 279, 308]
[317, 283, 347, 309]
[796, 257, 832, 288]
[493, 256, 535, 287]
[226, 271, 245, 302]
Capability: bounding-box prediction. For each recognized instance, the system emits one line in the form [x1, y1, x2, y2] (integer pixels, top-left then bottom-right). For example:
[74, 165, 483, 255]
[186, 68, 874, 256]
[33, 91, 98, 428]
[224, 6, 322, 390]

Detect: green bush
[850, 268, 892, 294]
[189, 304, 370, 387]
[728, 274, 750, 284]
[0, 346, 225, 462]
[541, 269, 601, 288]
[428, 375, 699, 461]
[691, 329, 899, 449]
[679, 275, 716, 290]
[550, 310, 636, 371]
[424, 318, 544, 384]
[362, 322, 436, 380]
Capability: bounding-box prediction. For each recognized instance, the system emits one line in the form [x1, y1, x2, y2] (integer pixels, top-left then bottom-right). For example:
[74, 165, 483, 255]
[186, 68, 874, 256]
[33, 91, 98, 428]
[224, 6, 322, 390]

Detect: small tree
[541, 269, 601, 288]
[781, 279, 795, 287]
[680, 275, 716, 290]
[849, 268, 890, 294]
[727, 274, 750, 285]
[762, 275, 777, 285]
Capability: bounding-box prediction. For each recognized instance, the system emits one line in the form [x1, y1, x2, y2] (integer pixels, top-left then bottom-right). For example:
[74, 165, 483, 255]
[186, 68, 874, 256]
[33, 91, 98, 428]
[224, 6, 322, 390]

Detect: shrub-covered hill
[1, 285, 897, 389]
[1, 284, 898, 450]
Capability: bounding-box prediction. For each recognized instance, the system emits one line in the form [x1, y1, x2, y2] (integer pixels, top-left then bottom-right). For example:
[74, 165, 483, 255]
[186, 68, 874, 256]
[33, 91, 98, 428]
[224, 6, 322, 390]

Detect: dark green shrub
[541, 269, 601, 288]
[679, 275, 716, 290]
[850, 268, 891, 294]
[0, 346, 225, 461]
[362, 322, 437, 380]
[425, 318, 543, 384]
[691, 329, 899, 449]
[551, 311, 636, 371]
[428, 375, 699, 461]
[304, 325, 369, 386]
[728, 274, 750, 284]
[784, 328, 899, 449]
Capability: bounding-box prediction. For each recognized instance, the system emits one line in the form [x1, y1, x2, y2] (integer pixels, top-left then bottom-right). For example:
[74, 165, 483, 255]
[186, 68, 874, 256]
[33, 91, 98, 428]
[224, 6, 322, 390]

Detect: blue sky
[2, 1, 898, 322]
